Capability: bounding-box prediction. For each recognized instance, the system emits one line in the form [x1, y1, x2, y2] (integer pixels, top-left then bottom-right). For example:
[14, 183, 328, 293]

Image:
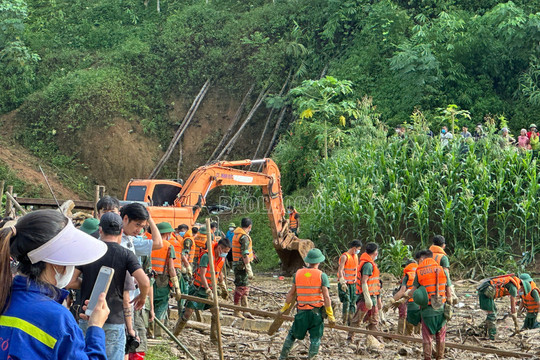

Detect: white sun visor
[27, 220, 107, 266]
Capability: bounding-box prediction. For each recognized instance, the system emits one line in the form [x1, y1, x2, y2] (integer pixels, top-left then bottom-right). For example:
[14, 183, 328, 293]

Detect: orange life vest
[168, 234, 183, 269]
[522, 281, 540, 313]
[296, 268, 324, 310]
[356, 253, 381, 296]
[429, 245, 447, 266]
[416, 258, 447, 305]
[402, 263, 418, 302]
[193, 233, 208, 260]
[289, 211, 299, 229]
[151, 239, 173, 274]
[338, 252, 358, 284]
[232, 227, 253, 262]
[193, 243, 225, 289]
[489, 274, 520, 299]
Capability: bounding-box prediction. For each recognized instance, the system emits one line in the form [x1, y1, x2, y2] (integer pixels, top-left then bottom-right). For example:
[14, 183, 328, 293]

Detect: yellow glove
[219, 281, 229, 300]
[325, 306, 336, 327]
[245, 262, 254, 280]
[339, 278, 348, 292]
[171, 276, 182, 301]
[362, 283, 373, 310]
[280, 302, 291, 313]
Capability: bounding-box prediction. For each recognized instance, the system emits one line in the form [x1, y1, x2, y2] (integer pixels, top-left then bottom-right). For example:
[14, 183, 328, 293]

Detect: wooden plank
[5, 192, 27, 215]
[5, 186, 13, 217]
[16, 197, 95, 210]
[180, 294, 534, 358]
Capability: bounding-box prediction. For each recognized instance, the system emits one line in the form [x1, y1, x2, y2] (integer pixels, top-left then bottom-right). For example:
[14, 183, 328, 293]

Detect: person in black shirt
[69, 212, 150, 360]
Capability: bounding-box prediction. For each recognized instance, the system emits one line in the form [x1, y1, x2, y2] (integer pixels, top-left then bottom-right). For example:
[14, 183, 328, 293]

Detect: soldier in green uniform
[518, 274, 539, 330]
[231, 218, 255, 318]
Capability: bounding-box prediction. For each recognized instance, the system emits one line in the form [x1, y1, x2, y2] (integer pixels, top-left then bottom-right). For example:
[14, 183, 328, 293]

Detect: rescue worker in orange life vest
[348, 242, 382, 342]
[477, 273, 521, 339]
[518, 273, 540, 330]
[150, 222, 181, 337]
[173, 238, 231, 340]
[337, 239, 362, 325]
[168, 223, 192, 314]
[287, 206, 300, 235]
[429, 235, 458, 304]
[232, 217, 255, 319]
[410, 249, 452, 360]
[390, 251, 423, 335]
[278, 248, 335, 360]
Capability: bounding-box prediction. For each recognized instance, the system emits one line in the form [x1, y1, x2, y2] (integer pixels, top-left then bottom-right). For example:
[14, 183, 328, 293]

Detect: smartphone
[85, 266, 115, 317]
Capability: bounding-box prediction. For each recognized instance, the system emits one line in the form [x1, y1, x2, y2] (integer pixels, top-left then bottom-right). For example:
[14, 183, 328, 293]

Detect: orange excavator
[123, 158, 314, 273]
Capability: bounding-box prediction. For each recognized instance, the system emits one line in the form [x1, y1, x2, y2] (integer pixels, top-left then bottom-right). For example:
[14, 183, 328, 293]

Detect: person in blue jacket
[0, 209, 110, 360]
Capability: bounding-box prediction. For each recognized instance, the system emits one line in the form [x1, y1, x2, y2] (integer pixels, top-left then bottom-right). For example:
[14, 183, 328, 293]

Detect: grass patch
[146, 344, 178, 360]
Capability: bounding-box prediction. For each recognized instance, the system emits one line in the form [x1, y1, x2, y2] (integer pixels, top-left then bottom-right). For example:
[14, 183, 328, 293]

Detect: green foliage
[0, 161, 43, 198]
[378, 238, 413, 277]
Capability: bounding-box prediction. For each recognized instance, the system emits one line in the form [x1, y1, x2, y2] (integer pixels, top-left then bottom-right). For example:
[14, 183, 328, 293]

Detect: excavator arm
[174, 158, 313, 273]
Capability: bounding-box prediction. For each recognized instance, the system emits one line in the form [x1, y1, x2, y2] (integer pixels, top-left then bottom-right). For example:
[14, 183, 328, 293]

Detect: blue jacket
[0, 276, 107, 360]
[226, 230, 234, 243]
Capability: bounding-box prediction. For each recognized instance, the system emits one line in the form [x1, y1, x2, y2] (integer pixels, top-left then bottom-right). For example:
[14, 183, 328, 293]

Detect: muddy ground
[157, 273, 540, 360]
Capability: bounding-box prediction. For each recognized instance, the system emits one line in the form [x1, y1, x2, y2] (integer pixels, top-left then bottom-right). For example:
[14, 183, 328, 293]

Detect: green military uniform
[413, 276, 449, 335]
[233, 234, 251, 287]
[338, 282, 357, 318]
[360, 262, 378, 303]
[153, 245, 176, 323]
[477, 280, 517, 339]
[186, 253, 212, 311]
[176, 237, 194, 314]
[523, 289, 540, 329]
[401, 274, 421, 326]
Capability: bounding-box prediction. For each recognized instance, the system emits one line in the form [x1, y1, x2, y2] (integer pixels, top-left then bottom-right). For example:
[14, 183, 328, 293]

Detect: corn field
[308, 134, 539, 275]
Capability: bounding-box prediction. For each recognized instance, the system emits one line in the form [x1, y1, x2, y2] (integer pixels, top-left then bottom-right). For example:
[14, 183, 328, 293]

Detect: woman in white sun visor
[0, 209, 109, 360]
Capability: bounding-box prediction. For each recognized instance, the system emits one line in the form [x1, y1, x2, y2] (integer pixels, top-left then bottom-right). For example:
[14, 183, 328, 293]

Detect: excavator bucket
[274, 232, 314, 275]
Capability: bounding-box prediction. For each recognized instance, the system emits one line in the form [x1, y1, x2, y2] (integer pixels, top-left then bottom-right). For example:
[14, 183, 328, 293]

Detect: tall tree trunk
[207, 84, 255, 163]
[149, 79, 211, 179]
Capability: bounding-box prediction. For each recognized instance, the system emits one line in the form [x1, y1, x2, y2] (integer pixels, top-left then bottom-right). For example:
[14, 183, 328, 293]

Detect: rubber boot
[342, 311, 349, 326]
[173, 317, 188, 336]
[241, 296, 255, 319]
[308, 337, 321, 359]
[234, 310, 245, 319]
[414, 323, 421, 334]
[347, 310, 365, 341]
[435, 341, 445, 360]
[405, 321, 414, 336]
[397, 317, 406, 335]
[423, 343, 432, 360]
[486, 314, 497, 340]
[279, 332, 296, 360]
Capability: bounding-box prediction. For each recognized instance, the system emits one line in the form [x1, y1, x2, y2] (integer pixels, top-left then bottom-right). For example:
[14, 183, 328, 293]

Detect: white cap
[28, 221, 107, 266]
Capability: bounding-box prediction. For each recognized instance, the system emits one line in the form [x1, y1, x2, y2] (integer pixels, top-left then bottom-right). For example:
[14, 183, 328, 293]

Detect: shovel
[431, 268, 444, 310]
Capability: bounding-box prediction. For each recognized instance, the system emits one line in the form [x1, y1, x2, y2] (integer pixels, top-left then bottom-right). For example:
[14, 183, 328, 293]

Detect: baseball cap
[80, 218, 99, 235]
[99, 212, 123, 235]
[27, 220, 107, 266]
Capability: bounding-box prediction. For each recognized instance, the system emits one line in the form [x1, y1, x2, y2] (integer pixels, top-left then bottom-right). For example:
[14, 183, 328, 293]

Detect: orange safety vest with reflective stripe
[429, 245, 447, 266]
[193, 233, 208, 260]
[151, 239, 173, 274]
[490, 274, 520, 299]
[296, 268, 324, 310]
[402, 263, 418, 302]
[193, 243, 225, 289]
[338, 252, 358, 284]
[289, 211, 299, 229]
[522, 281, 540, 313]
[356, 253, 381, 296]
[169, 234, 183, 269]
[416, 258, 447, 305]
[232, 227, 253, 262]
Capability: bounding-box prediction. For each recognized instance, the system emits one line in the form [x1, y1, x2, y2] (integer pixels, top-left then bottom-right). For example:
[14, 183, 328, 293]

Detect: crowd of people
[0, 200, 538, 360]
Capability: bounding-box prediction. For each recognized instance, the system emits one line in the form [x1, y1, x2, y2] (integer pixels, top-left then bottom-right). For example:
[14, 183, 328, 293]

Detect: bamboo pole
[153, 318, 197, 360]
[0, 180, 4, 215]
[94, 185, 100, 218]
[205, 218, 224, 360]
[179, 294, 533, 359]
[5, 186, 13, 217]
[5, 192, 28, 215]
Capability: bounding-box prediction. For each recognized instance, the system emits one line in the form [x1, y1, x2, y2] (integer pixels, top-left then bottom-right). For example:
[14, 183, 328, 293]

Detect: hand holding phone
[80, 293, 110, 328]
[85, 266, 114, 317]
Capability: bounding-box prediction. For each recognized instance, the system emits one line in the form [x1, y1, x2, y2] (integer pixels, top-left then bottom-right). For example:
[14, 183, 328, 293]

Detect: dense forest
[2, 0, 540, 272]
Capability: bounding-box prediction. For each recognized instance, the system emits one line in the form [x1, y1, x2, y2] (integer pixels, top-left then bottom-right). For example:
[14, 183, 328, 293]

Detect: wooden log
[205, 218, 224, 360]
[215, 87, 270, 160]
[179, 294, 534, 358]
[153, 318, 197, 360]
[149, 80, 211, 179]
[208, 84, 255, 163]
[0, 180, 4, 214]
[94, 185, 100, 218]
[5, 186, 13, 217]
[15, 197, 95, 210]
[5, 192, 27, 215]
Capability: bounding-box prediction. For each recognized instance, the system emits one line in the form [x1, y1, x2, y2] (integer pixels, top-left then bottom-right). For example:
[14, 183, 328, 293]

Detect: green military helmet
[304, 248, 325, 264]
[413, 286, 429, 308]
[198, 225, 208, 235]
[156, 222, 175, 234]
[80, 218, 99, 235]
[228, 222, 236, 228]
[519, 274, 532, 295]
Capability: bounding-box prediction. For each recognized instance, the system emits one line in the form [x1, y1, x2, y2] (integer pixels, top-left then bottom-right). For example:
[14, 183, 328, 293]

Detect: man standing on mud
[231, 218, 255, 319]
